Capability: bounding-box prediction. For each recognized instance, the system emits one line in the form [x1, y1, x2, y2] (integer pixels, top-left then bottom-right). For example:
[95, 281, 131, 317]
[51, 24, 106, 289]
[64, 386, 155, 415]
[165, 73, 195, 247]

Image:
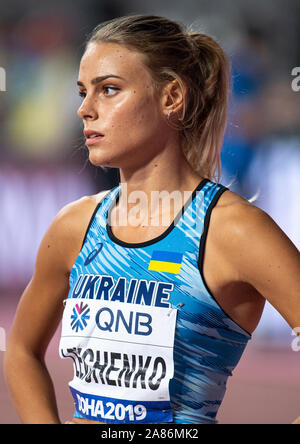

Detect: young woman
[4, 14, 300, 425]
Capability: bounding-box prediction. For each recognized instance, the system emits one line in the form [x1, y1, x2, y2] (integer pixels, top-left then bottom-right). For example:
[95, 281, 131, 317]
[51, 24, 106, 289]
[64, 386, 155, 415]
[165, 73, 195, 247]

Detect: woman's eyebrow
[77, 74, 125, 87]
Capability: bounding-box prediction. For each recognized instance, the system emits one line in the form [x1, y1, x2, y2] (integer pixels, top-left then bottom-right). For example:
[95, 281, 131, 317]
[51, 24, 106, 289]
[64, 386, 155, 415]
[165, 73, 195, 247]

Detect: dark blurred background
[0, 0, 300, 424]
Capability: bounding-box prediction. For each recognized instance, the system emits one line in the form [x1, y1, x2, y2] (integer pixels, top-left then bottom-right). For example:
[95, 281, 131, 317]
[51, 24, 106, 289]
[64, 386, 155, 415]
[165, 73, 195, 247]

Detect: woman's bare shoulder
[42, 189, 111, 270]
[211, 188, 267, 237]
[210, 188, 282, 275]
[205, 188, 273, 285]
[216, 188, 254, 208]
[55, 189, 111, 228]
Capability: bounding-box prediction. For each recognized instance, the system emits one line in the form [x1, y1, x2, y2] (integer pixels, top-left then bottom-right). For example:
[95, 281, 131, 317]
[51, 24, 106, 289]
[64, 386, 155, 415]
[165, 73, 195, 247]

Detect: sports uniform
[59, 178, 251, 424]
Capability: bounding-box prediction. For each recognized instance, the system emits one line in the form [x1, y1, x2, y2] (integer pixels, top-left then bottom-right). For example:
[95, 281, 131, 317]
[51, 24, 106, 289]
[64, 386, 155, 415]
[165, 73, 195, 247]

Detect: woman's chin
[88, 152, 116, 168]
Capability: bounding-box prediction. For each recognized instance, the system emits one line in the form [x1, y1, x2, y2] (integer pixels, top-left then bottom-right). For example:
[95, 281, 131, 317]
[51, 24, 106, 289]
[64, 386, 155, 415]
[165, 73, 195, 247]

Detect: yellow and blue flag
[148, 250, 183, 274]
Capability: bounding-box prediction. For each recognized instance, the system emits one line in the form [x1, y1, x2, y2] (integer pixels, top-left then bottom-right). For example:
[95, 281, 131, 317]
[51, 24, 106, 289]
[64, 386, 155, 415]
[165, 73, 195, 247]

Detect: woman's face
[77, 42, 168, 169]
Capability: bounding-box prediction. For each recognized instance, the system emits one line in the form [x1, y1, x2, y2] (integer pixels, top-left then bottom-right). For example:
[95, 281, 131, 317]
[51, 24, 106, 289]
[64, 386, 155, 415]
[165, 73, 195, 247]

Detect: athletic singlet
[59, 178, 251, 424]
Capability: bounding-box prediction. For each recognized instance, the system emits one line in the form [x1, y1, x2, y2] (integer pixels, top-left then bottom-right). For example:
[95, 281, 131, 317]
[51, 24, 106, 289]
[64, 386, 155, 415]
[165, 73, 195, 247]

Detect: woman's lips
[85, 135, 104, 146]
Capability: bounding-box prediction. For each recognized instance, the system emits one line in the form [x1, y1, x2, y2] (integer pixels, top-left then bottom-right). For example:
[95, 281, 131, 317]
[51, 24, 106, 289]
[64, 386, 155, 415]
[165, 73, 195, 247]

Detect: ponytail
[180, 32, 230, 182]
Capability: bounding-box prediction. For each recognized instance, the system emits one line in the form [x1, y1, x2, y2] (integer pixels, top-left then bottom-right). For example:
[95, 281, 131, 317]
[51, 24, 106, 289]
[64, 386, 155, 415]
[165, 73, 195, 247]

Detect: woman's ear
[161, 78, 187, 118]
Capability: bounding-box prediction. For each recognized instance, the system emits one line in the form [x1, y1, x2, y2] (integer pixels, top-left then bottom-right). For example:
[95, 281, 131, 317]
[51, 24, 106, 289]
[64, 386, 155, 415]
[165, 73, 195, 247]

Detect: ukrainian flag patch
[148, 250, 183, 274]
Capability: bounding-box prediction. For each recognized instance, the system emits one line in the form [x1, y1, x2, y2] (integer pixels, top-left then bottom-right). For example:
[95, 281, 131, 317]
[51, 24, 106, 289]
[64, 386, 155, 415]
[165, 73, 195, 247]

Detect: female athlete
[4, 14, 300, 424]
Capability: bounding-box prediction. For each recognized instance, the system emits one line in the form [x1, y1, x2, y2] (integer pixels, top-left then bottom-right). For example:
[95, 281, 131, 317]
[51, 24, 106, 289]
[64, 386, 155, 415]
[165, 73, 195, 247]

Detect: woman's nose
[77, 98, 98, 120]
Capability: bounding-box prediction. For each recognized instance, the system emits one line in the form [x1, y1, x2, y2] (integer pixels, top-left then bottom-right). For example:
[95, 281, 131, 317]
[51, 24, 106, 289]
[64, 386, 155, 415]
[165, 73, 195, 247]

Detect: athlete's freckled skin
[77, 42, 166, 171]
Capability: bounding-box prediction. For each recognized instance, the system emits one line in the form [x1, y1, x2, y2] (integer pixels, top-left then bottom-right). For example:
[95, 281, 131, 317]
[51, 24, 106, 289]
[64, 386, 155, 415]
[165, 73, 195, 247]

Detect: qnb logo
[95, 307, 153, 336]
[84, 243, 103, 266]
[71, 302, 90, 332]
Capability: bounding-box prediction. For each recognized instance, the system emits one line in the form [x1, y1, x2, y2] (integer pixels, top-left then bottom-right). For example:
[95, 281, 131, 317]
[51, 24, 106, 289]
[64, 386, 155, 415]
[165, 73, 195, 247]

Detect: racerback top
[59, 178, 251, 424]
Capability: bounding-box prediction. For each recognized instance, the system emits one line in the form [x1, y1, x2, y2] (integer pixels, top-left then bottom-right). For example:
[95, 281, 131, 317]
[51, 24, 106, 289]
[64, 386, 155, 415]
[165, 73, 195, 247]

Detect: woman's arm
[215, 199, 300, 423]
[220, 202, 300, 332]
[3, 195, 103, 424]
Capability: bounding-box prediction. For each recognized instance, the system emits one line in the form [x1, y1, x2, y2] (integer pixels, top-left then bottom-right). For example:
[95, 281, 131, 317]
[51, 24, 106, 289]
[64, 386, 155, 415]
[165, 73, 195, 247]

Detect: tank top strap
[81, 186, 119, 249]
[172, 180, 229, 250]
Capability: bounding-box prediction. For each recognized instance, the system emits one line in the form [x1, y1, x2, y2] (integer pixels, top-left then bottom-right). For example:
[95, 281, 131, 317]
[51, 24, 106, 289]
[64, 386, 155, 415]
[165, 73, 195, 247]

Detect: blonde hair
[85, 14, 230, 183]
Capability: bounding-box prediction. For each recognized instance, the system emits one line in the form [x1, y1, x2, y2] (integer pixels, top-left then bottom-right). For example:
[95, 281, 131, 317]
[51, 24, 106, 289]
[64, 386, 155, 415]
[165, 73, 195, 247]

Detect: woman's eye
[103, 86, 119, 96]
[78, 87, 119, 99]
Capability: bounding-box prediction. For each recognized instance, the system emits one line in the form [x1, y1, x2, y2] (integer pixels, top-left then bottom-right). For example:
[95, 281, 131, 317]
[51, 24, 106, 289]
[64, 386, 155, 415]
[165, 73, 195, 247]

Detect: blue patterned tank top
[59, 178, 251, 424]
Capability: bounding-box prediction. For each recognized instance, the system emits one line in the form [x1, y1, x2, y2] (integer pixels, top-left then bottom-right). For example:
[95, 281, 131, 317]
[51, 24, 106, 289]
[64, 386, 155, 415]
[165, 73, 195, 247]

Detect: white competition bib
[59, 298, 177, 423]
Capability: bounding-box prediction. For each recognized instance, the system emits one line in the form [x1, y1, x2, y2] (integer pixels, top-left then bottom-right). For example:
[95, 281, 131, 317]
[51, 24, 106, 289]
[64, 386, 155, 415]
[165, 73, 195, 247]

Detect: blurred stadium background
[0, 0, 299, 424]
